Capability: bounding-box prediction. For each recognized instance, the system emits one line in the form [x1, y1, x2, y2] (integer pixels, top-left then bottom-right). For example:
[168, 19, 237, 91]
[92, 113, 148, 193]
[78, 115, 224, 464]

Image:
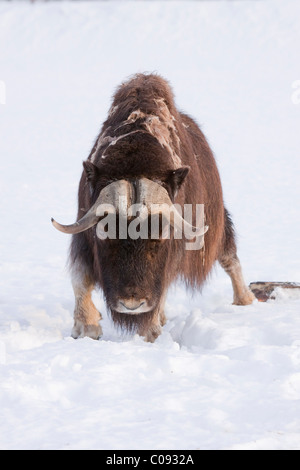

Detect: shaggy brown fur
[69, 73, 254, 341]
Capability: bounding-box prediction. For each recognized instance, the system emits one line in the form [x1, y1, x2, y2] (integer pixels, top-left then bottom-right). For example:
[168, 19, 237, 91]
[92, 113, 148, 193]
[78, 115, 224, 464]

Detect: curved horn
[169, 208, 208, 238]
[51, 180, 133, 234]
[137, 178, 209, 238]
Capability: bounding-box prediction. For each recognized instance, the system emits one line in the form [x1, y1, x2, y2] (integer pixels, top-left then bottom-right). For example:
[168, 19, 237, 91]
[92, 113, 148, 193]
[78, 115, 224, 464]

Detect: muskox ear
[83, 160, 100, 184]
[166, 166, 190, 197]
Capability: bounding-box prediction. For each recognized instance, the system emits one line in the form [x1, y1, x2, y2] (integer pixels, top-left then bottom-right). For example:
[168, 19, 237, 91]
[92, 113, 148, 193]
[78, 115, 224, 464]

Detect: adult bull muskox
[52, 73, 254, 342]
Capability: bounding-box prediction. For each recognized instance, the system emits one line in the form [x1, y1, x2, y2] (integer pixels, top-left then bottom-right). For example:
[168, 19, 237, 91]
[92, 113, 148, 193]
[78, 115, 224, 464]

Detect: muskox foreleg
[219, 210, 255, 306]
[70, 262, 103, 340]
[137, 294, 167, 343]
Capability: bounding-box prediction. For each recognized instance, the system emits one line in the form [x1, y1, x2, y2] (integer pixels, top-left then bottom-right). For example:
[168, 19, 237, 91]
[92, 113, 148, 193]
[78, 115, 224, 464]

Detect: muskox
[52, 73, 254, 342]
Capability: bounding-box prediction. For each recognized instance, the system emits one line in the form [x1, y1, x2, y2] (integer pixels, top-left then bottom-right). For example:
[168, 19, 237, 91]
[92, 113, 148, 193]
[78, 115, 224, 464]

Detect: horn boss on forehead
[52, 176, 208, 238]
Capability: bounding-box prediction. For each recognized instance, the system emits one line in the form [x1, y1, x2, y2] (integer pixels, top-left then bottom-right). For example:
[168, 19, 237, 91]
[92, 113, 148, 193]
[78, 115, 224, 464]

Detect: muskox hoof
[233, 289, 255, 306]
[142, 325, 162, 343]
[71, 321, 103, 340]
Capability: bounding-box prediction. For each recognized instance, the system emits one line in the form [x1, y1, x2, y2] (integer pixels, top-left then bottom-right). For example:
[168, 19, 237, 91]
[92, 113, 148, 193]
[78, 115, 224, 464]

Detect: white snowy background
[0, 0, 300, 450]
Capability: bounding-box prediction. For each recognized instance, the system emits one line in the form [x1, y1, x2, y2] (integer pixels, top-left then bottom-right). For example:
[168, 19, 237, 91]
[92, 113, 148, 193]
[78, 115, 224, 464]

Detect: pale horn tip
[51, 217, 60, 230]
[51, 217, 68, 233]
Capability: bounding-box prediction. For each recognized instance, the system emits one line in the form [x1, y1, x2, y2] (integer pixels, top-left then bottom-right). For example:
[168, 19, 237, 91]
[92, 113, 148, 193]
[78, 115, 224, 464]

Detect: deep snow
[0, 0, 300, 450]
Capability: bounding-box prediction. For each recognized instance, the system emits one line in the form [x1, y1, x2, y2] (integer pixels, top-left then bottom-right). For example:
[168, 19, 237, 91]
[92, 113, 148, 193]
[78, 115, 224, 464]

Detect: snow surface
[0, 0, 300, 450]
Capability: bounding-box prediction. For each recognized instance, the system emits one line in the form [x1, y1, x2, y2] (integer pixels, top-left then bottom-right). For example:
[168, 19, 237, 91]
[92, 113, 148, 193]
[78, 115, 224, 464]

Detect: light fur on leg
[220, 254, 255, 306]
[138, 293, 167, 342]
[71, 263, 103, 339]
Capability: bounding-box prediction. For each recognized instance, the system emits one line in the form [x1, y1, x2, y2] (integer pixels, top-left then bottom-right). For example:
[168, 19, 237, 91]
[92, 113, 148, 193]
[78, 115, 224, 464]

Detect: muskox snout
[116, 297, 151, 314]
